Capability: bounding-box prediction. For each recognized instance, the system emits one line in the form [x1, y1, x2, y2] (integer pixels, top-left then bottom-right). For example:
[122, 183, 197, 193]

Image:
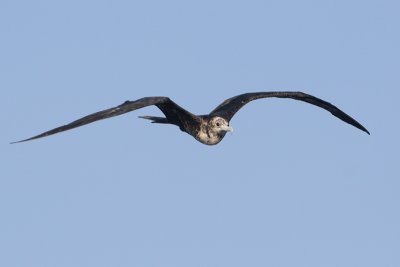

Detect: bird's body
[12, 91, 369, 145]
[139, 115, 231, 145]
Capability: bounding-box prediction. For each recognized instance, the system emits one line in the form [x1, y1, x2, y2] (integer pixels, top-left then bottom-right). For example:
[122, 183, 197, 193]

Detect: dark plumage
[12, 92, 369, 145]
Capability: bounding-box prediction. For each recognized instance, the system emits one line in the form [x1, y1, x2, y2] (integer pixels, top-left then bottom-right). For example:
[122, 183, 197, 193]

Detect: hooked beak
[221, 125, 234, 133]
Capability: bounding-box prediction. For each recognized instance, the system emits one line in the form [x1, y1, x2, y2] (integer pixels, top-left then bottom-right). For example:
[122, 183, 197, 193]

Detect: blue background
[1, 0, 399, 266]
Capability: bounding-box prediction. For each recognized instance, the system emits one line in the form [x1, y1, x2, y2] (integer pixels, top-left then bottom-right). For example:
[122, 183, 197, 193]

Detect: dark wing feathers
[12, 92, 369, 144]
[210, 91, 370, 134]
[12, 96, 199, 143]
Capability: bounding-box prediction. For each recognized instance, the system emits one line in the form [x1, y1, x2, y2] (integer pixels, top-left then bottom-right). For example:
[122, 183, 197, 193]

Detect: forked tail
[138, 116, 169, 124]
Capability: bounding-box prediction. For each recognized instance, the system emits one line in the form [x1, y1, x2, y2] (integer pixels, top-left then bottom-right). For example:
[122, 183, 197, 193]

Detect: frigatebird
[12, 92, 369, 145]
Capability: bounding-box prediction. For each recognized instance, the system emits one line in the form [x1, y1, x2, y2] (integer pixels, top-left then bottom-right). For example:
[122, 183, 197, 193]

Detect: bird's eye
[216, 122, 220, 127]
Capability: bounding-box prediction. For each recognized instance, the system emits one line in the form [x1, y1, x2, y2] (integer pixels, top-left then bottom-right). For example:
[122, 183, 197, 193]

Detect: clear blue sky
[1, 0, 399, 266]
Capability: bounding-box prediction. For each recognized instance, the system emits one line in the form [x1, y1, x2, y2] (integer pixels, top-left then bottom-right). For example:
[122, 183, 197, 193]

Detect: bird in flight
[12, 91, 369, 145]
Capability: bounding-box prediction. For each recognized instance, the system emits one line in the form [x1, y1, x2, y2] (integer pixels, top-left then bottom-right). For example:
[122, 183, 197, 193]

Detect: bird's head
[209, 117, 234, 134]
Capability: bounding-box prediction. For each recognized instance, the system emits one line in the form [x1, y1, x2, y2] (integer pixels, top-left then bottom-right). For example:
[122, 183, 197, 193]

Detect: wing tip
[10, 140, 24, 144]
[357, 124, 370, 135]
[10, 138, 32, 144]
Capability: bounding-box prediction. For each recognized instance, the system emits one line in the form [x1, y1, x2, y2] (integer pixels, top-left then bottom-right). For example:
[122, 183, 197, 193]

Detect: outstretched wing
[210, 91, 370, 134]
[12, 96, 200, 143]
